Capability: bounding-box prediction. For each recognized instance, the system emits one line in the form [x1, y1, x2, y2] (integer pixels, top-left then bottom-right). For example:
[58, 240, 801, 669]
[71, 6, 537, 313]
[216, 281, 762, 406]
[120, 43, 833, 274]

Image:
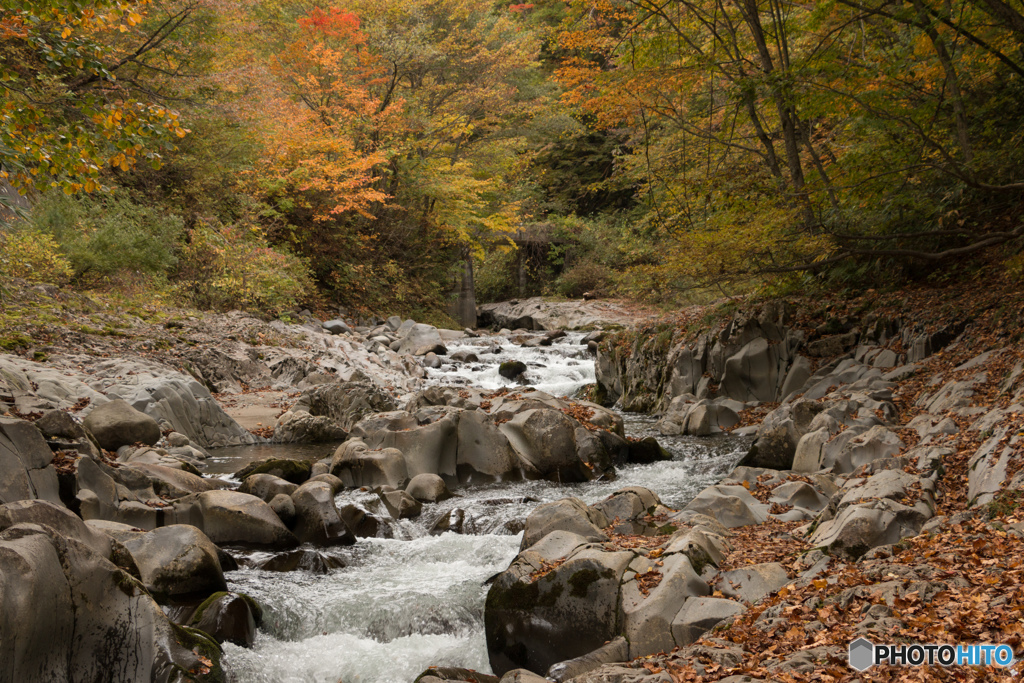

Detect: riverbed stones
[683, 485, 768, 528]
[120, 524, 227, 601]
[455, 411, 522, 482]
[499, 361, 527, 380]
[83, 398, 162, 450]
[291, 480, 355, 546]
[406, 473, 453, 503]
[379, 489, 422, 519]
[398, 323, 448, 356]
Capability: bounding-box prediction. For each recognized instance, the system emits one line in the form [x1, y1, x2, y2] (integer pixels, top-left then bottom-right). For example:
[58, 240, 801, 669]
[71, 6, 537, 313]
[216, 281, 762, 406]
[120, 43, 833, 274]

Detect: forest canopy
[2, 0, 1023, 317]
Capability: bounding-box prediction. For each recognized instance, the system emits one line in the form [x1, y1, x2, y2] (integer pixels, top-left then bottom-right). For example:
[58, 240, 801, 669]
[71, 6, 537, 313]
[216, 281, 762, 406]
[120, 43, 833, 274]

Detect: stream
[217, 332, 749, 683]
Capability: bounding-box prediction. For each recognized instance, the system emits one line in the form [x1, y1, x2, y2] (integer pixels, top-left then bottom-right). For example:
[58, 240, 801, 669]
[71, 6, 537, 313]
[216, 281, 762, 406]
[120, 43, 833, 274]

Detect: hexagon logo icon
[849, 637, 875, 671]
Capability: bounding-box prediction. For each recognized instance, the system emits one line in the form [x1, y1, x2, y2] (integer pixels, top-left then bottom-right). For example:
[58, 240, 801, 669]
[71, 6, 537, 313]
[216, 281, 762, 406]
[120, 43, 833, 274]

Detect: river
[217, 332, 748, 683]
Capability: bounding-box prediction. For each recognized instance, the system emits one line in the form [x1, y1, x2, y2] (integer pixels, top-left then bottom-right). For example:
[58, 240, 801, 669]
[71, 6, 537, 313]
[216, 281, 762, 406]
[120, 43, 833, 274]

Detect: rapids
[220, 331, 747, 683]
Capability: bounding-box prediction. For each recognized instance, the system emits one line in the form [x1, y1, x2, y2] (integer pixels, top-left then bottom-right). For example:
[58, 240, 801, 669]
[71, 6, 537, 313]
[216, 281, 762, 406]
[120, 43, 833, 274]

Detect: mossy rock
[234, 458, 312, 485]
[170, 623, 226, 683]
[499, 360, 527, 380]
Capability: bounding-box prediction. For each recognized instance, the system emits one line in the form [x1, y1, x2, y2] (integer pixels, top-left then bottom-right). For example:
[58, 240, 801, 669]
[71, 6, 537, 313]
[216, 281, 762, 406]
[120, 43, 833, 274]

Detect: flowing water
[220, 331, 748, 683]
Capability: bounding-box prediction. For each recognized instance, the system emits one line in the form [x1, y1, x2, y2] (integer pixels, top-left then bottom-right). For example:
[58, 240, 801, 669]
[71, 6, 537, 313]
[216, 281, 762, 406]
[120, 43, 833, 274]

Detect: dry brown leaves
[529, 558, 565, 581]
[51, 449, 79, 474]
[660, 516, 1024, 683]
[714, 519, 808, 578]
[636, 568, 664, 596]
[249, 426, 275, 439]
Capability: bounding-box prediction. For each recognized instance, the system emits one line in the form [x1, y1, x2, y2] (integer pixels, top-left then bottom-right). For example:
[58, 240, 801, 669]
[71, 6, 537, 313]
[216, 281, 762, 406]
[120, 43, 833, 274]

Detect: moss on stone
[235, 458, 312, 484]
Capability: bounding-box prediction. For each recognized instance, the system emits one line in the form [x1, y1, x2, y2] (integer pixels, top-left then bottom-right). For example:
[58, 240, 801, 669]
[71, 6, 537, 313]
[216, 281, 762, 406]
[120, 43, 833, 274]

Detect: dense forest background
[2, 0, 1023, 323]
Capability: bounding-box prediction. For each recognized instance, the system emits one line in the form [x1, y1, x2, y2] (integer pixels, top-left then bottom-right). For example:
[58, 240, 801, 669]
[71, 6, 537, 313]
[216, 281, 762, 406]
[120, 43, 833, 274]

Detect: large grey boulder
[291, 480, 355, 546]
[180, 490, 299, 549]
[398, 323, 448, 356]
[830, 426, 904, 473]
[406, 473, 453, 503]
[546, 637, 630, 682]
[684, 485, 768, 528]
[83, 398, 162, 450]
[355, 411, 459, 479]
[455, 411, 522, 482]
[500, 409, 591, 482]
[331, 440, 409, 488]
[0, 418, 60, 505]
[485, 547, 634, 675]
[715, 562, 790, 604]
[521, 497, 609, 550]
[379, 489, 422, 519]
[238, 473, 298, 503]
[120, 525, 227, 601]
[0, 518, 221, 682]
[0, 499, 111, 559]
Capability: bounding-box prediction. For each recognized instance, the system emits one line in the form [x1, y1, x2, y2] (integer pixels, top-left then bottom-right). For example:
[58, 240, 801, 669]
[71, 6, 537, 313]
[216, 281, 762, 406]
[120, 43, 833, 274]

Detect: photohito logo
[849, 638, 1016, 671]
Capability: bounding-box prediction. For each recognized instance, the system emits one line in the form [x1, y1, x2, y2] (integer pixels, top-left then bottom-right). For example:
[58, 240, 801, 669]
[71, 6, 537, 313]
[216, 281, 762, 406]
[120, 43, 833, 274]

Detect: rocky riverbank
[2, 280, 1023, 682]
[452, 287, 1024, 683]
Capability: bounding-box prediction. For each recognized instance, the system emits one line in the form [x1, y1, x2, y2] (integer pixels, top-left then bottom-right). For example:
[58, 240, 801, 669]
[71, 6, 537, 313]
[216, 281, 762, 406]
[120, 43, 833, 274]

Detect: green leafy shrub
[176, 222, 313, 315]
[553, 259, 610, 298]
[29, 191, 183, 282]
[0, 228, 73, 284]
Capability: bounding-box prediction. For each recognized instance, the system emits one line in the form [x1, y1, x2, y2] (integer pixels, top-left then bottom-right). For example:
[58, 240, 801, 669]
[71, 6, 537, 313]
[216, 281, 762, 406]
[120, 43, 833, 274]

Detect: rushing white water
[423, 332, 595, 397]
[221, 330, 747, 683]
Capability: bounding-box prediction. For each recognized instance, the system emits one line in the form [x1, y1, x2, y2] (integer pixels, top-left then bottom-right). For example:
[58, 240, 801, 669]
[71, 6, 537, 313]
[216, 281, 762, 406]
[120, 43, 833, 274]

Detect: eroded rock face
[0, 512, 222, 683]
[0, 418, 60, 506]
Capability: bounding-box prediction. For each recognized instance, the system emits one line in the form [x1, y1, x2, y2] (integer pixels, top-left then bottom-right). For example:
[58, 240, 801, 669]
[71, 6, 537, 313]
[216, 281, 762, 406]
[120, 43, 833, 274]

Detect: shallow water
[221, 332, 747, 683]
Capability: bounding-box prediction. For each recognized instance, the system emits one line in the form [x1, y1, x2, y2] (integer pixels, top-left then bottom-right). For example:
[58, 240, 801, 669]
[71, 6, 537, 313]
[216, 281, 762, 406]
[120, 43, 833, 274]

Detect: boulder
[455, 411, 522, 483]
[234, 458, 312, 485]
[356, 412, 459, 479]
[485, 547, 633, 675]
[739, 420, 800, 470]
[331, 441, 409, 488]
[184, 490, 299, 549]
[269, 493, 296, 526]
[546, 637, 630, 682]
[715, 562, 789, 604]
[621, 552, 710, 657]
[398, 324, 448, 356]
[626, 436, 672, 464]
[591, 487, 660, 523]
[670, 597, 745, 647]
[0, 417, 60, 505]
[83, 398, 161, 450]
[830, 426, 904, 473]
[684, 485, 768, 528]
[187, 591, 261, 648]
[237, 473, 298, 503]
[406, 473, 453, 503]
[379, 489, 422, 519]
[0, 499, 111, 559]
[500, 409, 591, 482]
[258, 548, 345, 573]
[521, 497, 609, 550]
[120, 525, 227, 601]
[499, 361, 527, 380]
[272, 410, 347, 443]
[291, 480, 355, 546]
[0, 520, 222, 682]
